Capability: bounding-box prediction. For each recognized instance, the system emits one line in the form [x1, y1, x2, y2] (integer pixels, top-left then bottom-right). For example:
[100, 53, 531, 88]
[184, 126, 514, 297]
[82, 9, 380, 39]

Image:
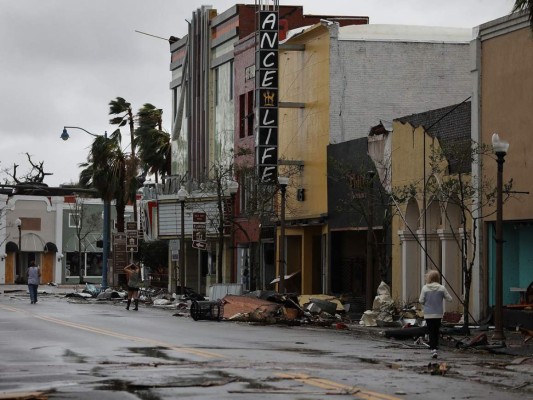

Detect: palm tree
[79, 129, 136, 233]
[135, 103, 171, 183]
[513, 0, 533, 29]
[109, 97, 138, 222]
[109, 97, 135, 153]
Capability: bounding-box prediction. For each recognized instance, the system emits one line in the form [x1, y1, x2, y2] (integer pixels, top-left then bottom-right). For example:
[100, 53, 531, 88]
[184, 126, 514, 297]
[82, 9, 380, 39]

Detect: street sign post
[113, 233, 128, 276]
[192, 212, 207, 251]
[126, 222, 138, 253]
[192, 240, 207, 250]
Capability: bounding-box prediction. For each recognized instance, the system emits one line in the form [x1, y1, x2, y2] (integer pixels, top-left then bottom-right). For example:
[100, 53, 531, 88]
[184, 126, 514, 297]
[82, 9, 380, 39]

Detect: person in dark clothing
[419, 270, 452, 358]
[124, 263, 141, 311]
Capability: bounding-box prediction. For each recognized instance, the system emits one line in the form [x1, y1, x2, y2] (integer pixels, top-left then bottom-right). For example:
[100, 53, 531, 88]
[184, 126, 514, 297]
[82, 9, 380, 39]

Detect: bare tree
[67, 196, 101, 283]
[393, 140, 512, 331]
[4, 153, 52, 185]
[193, 161, 236, 284]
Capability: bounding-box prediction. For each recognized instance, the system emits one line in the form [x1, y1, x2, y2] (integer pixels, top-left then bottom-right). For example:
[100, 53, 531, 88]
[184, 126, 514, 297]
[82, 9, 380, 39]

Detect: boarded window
[20, 217, 41, 231]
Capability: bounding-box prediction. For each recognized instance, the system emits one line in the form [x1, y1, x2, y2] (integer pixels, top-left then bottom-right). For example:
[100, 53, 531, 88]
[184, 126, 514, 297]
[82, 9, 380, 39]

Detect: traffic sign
[192, 240, 207, 250]
[193, 230, 206, 241]
[193, 212, 206, 222]
[114, 233, 127, 245]
[126, 236, 138, 252]
[193, 223, 206, 242]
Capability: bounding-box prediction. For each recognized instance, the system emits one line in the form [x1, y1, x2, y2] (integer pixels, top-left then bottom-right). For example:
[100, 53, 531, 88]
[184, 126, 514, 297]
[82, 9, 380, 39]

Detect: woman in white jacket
[419, 270, 452, 358]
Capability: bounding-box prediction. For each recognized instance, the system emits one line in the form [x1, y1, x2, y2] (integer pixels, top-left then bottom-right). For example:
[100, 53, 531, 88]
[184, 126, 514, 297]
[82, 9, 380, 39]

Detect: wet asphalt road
[0, 290, 531, 399]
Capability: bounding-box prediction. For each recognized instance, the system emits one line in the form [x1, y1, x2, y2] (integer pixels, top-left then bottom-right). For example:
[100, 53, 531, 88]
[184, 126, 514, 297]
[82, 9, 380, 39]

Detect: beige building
[0, 194, 64, 284]
[472, 11, 533, 317]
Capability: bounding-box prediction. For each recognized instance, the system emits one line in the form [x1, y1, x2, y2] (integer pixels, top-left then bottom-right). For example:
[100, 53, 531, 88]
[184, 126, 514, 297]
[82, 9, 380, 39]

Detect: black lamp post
[177, 186, 188, 296]
[278, 176, 289, 293]
[491, 133, 509, 343]
[15, 218, 21, 281]
[366, 171, 376, 310]
[61, 126, 110, 290]
[227, 179, 239, 283]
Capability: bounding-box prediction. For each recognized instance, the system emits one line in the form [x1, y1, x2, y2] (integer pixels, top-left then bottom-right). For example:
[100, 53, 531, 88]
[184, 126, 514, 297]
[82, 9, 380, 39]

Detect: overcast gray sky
[0, 0, 515, 187]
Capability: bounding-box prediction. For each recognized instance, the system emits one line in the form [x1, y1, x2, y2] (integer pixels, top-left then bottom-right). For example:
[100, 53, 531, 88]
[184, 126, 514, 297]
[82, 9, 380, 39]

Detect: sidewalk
[1, 283, 79, 296]
[345, 322, 533, 358]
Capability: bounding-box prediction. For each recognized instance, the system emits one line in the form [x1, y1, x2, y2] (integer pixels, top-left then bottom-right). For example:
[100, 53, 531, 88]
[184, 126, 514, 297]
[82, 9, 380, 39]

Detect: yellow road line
[0, 304, 222, 359]
[276, 373, 401, 400]
[0, 304, 26, 313]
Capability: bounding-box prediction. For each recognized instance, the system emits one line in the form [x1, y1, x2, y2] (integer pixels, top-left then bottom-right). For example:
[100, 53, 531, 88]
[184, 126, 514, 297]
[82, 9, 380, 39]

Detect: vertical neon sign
[256, 9, 279, 183]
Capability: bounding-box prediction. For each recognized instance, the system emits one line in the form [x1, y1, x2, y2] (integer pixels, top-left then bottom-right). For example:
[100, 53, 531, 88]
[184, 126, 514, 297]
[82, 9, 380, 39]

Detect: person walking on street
[26, 260, 41, 304]
[124, 263, 141, 311]
[419, 270, 452, 359]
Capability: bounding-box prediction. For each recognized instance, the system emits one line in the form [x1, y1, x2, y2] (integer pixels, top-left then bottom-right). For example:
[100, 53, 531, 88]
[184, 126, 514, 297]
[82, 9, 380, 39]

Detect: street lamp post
[491, 133, 509, 343]
[366, 171, 376, 310]
[15, 218, 22, 281]
[227, 180, 239, 283]
[177, 186, 188, 296]
[278, 176, 289, 294]
[61, 126, 110, 290]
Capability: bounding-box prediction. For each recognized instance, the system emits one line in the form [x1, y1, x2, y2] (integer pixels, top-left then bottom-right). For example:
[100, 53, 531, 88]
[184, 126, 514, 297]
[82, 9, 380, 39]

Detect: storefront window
[66, 252, 103, 277]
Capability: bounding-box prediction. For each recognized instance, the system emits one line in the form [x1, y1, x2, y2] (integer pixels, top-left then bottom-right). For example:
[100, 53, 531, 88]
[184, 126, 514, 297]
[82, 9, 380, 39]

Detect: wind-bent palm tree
[79, 129, 136, 233]
[109, 97, 139, 222]
[109, 97, 135, 153]
[135, 103, 171, 183]
[513, 0, 533, 29]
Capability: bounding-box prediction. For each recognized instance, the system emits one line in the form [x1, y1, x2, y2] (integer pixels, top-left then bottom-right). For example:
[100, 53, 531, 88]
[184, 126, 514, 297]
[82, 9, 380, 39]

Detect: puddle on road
[128, 346, 188, 362]
[63, 349, 88, 363]
[95, 369, 242, 392]
[276, 347, 332, 357]
[338, 355, 380, 364]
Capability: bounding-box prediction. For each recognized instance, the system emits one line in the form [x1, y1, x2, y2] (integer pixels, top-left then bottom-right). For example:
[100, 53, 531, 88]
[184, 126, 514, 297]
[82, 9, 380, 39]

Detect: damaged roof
[396, 101, 472, 174]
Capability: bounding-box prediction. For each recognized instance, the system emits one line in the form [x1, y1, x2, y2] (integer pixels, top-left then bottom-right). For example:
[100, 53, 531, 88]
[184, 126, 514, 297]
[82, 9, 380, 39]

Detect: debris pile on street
[360, 281, 411, 328]
[222, 294, 282, 323]
[206, 291, 346, 326]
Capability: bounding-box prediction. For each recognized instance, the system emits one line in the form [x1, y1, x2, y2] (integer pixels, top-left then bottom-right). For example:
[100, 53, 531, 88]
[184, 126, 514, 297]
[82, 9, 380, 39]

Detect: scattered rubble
[426, 362, 450, 376]
[210, 291, 345, 326]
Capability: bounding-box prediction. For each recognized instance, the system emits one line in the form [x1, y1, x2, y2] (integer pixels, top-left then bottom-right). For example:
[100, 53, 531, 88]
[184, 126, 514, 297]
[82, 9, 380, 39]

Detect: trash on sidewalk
[97, 288, 124, 300]
[221, 294, 281, 323]
[384, 325, 428, 340]
[83, 283, 100, 297]
[455, 332, 488, 349]
[359, 281, 398, 327]
[210, 292, 347, 326]
[298, 294, 343, 314]
[427, 362, 450, 376]
[517, 326, 533, 343]
[190, 300, 224, 321]
[65, 292, 93, 299]
[153, 298, 173, 306]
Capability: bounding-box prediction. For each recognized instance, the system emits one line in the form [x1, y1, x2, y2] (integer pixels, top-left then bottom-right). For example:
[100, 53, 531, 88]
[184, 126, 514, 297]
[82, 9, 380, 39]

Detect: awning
[21, 233, 45, 252]
[44, 242, 58, 253]
[6, 241, 18, 253]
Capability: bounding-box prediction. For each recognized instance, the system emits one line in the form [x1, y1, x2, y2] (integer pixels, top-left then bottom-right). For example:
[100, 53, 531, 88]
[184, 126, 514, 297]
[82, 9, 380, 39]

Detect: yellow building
[277, 23, 331, 294]
[278, 21, 471, 299]
[388, 102, 471, 314]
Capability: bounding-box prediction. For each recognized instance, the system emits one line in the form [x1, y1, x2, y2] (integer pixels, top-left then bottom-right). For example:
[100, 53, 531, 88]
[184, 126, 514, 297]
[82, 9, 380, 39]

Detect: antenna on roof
[135, 30, 179, 44]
